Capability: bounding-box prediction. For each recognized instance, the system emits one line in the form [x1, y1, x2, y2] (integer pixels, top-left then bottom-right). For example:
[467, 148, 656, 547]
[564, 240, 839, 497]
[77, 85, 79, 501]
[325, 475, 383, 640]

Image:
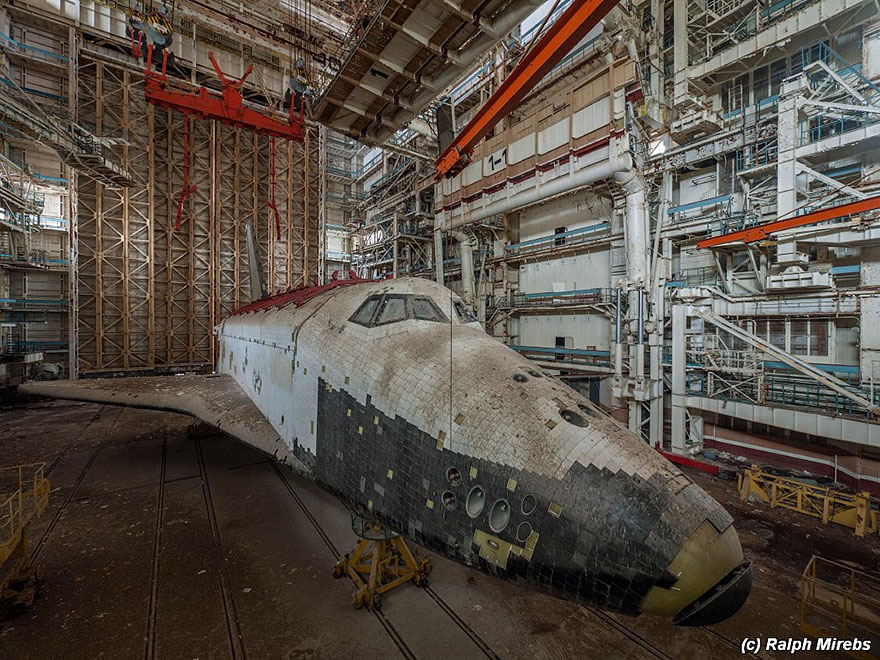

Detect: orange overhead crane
[435, 0, 621, 180]
[697, 195, 880, 249]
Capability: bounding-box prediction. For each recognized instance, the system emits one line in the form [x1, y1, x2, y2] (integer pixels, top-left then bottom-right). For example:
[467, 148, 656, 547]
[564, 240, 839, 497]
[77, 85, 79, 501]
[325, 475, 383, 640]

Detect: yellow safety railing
[738, 465, 878, 537]
[0, 463, 50, 565]
[800, 555, 880, 657]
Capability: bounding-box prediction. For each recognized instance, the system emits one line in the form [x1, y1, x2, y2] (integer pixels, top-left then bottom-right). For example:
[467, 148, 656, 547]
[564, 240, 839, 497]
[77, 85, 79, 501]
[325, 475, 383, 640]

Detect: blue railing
[806, 42, 880, 101]
[3, 339, 68, 354]
[686, 370, 880, 419]
[0, 32, 68, 62]
[510, 344, 611, 368]
[800, 112, 878, 146]
[761, 0, 813, 21]
[668, 195, 732, 218]
[0, 76, 67, 102]
[735, 139, 778, 172]
[506, 222, 609, 253]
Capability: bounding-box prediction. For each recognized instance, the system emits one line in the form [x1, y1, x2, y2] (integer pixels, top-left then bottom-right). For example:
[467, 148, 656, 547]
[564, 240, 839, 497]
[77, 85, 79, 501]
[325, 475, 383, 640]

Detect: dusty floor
[0, 398, 877, 660]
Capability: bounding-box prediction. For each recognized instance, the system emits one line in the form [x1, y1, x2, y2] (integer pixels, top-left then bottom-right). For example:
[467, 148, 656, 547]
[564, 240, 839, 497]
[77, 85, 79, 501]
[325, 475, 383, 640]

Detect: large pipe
[438, 142, 633, 231]
[615, 287, 622, 344]
[456, 231, 476, 305]
[637, 290, 644, 345]
[434, 230, 445, 284]
[614, 169, 648, 288]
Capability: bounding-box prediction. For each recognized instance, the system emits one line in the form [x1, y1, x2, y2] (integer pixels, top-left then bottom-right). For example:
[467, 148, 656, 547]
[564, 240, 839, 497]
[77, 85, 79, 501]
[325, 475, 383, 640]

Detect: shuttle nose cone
[673, 560, 752, 626]
[640, 517, 751, 625]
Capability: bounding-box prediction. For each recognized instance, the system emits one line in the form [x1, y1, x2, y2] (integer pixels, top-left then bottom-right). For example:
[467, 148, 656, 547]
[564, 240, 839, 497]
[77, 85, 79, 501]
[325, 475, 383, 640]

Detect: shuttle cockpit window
[374, 294, 408, 326]
[412, 296, 447, 322]
[350, 294, 450, 327]
[350, 295, 382, 326]
[453, 300, 477, 323]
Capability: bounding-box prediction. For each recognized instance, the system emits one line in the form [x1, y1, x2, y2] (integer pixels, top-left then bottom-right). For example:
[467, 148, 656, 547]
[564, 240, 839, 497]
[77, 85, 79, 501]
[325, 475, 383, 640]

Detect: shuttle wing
[20, 375, 304, 471]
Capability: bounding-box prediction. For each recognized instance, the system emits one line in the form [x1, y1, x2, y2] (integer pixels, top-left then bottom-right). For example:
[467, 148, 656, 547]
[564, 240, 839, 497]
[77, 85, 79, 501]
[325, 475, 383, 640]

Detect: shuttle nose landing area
[673, 561, 753, 626]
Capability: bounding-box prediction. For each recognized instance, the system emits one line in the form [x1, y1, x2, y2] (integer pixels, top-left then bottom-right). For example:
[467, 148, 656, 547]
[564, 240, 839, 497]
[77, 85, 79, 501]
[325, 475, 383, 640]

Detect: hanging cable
[175, 115, 197, 231]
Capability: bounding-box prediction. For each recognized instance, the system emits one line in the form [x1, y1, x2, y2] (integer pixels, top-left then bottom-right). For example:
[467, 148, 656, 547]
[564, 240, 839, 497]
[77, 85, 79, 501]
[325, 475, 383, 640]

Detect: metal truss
[75, 56, 320, 374]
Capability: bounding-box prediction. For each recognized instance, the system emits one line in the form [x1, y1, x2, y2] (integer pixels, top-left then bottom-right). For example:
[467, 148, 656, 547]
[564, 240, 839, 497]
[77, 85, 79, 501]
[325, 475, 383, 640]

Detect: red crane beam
[143, 49, 304, 142]
[435, 0, 620, 180]
[697, 195, 880, 249]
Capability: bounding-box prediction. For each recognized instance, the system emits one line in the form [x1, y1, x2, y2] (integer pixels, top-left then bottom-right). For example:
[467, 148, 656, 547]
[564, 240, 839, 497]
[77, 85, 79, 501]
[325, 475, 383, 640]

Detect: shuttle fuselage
[216, 276, 751, 625]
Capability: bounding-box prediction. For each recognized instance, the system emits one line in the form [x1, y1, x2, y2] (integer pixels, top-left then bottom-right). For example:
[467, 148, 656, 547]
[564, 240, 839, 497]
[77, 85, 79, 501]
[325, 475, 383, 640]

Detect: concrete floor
[1, 398, 877, 659]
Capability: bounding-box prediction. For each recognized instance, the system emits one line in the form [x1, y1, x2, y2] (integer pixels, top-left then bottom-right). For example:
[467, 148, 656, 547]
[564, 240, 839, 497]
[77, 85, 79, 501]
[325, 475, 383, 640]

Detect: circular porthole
[466, 486, 486, 518]
[446, 466, 462, 486]
[512, 374, 528, 383]
[488, 498, 512, 533]
[527, 370, 543, 378]
[442, 490, 457, 510]
[521, 494, 537, 515]
[577, 403, 596, 417]
[560, 408, 588, 427]
[516, 521, 533, 543]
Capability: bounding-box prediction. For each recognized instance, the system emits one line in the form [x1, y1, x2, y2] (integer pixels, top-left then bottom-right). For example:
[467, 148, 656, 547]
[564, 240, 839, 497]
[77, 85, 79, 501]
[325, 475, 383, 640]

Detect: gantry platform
[1, 398, 876, 659]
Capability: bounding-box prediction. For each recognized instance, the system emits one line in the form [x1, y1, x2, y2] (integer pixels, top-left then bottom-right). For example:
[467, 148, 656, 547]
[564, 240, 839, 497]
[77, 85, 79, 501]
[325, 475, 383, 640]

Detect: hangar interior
[1, 0, 879, 656]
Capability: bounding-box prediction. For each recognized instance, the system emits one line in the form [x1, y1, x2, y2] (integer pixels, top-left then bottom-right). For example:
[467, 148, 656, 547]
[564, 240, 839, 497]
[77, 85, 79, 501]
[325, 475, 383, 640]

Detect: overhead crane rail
[697, 195, 880, 249]
[435, 0, 621, 180]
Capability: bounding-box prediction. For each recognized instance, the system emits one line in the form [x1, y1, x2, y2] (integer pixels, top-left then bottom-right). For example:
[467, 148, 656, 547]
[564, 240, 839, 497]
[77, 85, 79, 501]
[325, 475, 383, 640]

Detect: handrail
[0, 463, 50, 562]
[801, 554, 880, 644]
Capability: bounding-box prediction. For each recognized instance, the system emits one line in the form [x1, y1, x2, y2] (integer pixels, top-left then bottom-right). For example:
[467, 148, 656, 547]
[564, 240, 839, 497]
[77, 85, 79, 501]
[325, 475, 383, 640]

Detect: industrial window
[811, 320, 829, 356]
[790, 320, 808, 356]
[754, 318, 830, 357]
[374, 294, 407, 325]
[554, 226, 567, 246]
[769, 58, 788, 97]
[453, 300, 477, 323]
[769, 321, 786, 349]
[752, 65, 769, 102]
[793, 319, 830, 357]
[350, 295, 382, 326]
[412, 296, 447, 322]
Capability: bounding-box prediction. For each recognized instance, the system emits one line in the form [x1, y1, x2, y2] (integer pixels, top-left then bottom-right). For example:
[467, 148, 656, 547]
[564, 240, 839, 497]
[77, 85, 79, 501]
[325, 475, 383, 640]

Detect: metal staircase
[694, 308, 880, 416]
[0, 69, 134, 187]
[803, 43, 880, 107]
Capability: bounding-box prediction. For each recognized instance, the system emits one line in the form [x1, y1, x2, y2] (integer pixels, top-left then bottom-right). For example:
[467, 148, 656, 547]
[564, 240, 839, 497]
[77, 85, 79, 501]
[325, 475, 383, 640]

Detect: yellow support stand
[737, 464, 878, 538]
[333, 517, 432, 611]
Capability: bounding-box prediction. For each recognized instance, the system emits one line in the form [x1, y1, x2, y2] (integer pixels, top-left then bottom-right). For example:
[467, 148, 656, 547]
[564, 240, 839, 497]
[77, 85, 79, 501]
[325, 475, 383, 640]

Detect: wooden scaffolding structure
[74, 57, 320, 375]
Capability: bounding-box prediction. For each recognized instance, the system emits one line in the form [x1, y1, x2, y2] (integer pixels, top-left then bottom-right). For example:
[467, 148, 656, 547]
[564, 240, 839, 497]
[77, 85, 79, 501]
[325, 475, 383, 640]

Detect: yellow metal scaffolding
[1, 463, 50, 618]
[738, 465, 878, 537]
[800, 555, 880, 657]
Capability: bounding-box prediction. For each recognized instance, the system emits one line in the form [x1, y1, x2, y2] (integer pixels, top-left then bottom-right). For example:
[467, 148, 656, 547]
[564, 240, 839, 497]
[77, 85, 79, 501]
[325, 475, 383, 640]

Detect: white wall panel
[538, 118, 569, 155]
[572, 96, 610, 139]
[519, 314, 609, 351]
[509, 133, 536, 164]
[462, 160, 482, 186]
[519, 252, 611, 293]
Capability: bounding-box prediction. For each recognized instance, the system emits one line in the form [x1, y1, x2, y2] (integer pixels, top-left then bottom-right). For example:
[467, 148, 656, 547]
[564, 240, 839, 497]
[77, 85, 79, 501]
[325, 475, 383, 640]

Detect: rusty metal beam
[436, 0, 620, 180]
[697, 195, 880, 249]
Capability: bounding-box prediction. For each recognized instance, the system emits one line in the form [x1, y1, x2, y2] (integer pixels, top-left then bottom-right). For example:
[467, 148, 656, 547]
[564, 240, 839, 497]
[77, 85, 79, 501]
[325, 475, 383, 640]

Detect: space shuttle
[21, 275, 752, 626]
